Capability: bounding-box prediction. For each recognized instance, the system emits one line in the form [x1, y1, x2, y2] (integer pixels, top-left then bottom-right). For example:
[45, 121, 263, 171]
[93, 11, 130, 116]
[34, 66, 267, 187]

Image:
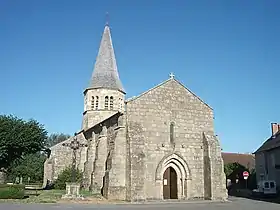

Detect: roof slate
[89, 25, 125, 93]
[222, 152, 255, 170]
[254, 130, 280, 153]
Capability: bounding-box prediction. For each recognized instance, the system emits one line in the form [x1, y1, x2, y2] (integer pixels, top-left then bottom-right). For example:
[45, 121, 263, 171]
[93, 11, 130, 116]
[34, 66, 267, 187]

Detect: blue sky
[0, 0, 279, 153]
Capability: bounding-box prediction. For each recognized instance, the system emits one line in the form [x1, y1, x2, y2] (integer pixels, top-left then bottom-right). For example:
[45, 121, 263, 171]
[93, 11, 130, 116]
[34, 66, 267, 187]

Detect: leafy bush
[53, 167, 83, 190]
[0, 184, 25, 199]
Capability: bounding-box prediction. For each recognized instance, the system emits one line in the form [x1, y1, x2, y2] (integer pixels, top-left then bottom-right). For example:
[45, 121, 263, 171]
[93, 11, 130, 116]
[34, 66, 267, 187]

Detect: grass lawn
[27, 189, 65, 203]
[0, 190, 64, 203]
[0, 189, 108, 204]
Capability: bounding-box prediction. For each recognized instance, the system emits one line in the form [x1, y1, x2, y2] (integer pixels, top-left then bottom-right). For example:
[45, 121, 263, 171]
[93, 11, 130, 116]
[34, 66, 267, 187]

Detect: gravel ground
[0, 197, 279, 210]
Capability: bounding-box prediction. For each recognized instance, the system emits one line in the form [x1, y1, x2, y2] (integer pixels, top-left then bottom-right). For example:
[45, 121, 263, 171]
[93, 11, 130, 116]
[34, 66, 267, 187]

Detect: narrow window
[84, 95, 87, 111]
[264, 182, 269, 188]
[105, 96, 109, 110]
[109, 96, 114, 110]
[91, 96, 95, 110]
[170, 122, 175, 144]
[120, 98, 123, 110]
[95, 96, 99, 110]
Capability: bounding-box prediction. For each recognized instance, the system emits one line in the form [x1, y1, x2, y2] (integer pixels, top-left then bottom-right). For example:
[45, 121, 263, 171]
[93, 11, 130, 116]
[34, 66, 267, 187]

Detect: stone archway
[155, 153, 192, 200]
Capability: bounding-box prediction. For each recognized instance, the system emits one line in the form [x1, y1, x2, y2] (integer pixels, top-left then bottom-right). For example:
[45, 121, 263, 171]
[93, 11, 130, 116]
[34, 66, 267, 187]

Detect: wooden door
[163, 167, 178, 199]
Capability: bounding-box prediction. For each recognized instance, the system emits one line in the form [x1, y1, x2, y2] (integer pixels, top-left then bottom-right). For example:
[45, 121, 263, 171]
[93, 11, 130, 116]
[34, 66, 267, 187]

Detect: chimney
[271, 123, 280, 136]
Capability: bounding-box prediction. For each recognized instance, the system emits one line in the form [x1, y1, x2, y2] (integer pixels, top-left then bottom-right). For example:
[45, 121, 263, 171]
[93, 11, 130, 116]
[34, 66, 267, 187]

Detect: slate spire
[89, 24, 125, 93]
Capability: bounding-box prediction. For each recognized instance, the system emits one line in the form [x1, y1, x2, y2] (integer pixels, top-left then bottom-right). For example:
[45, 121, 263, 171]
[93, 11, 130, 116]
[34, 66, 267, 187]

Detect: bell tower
[82, 24, 125, 130]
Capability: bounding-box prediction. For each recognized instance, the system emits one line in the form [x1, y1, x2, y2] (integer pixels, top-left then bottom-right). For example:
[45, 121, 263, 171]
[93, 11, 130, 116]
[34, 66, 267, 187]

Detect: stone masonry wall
[83, 129, 97, 190]
[107, 114, 127, 200]
[205, 133, 227, 200]
[43, 133, 87, 186]
[90, 126, 107, 192]
[126, 120, 146, 201]
[82, 113, 127, 199]
[126, 78, 216, 200]
[82, 88, 125, 130]
[203, 132, 212, 199]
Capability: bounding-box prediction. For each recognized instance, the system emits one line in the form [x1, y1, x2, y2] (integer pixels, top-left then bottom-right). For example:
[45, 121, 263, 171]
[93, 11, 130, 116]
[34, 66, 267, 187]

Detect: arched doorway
[155, 153, 192, 200]
[163, 167, 178, 199]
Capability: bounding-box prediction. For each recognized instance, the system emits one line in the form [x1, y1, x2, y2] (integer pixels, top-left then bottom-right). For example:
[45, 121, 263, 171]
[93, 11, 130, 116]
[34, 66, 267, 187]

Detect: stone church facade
[44, 24, 228, 201]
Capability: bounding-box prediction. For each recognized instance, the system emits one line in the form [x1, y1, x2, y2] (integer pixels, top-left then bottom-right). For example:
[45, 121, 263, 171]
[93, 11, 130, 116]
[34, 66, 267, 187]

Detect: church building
[44, 23, 228, 201]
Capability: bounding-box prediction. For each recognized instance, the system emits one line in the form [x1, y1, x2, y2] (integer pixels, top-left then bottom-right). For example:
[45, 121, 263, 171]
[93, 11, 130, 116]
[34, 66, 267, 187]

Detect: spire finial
[169, 72, 175, 79]
[105, 12, 109, 26]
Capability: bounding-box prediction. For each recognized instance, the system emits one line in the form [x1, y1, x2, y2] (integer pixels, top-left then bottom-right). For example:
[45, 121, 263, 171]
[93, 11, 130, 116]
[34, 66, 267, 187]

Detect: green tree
[7, 153, 46, 184]
[0, 115, 48, 171]
[247, 168, 257, 189]
[46, 133, 71, 147]
[224, 162, 248, 178]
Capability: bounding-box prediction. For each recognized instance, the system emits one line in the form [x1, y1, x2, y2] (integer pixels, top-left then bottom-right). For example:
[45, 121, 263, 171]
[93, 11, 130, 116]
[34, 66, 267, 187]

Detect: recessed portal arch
[155, 153, 192, 199]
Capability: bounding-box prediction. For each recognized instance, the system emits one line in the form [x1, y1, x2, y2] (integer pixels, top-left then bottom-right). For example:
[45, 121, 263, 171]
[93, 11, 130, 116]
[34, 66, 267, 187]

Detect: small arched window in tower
[109, 96, 114, 110]
[95, 96, 99, 110]
[84, 95, 87, 111]
[170, 122, 175, 144]
[105, 96, 109, 110]
[120, 98, 123, 110]
[91, 96, 95, 110]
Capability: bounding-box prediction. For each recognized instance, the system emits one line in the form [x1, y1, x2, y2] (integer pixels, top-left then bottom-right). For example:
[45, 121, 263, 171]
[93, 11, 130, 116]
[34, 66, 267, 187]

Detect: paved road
[0, 197, 279, 210]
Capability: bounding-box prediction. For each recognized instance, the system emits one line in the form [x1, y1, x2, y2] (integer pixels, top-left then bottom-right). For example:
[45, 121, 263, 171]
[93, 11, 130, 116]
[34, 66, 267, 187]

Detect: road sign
[243, 171, 249, 180]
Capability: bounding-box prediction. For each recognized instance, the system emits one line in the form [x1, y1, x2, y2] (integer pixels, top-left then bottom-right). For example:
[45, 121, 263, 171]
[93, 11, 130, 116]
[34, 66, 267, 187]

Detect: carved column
[180, 178, 184, 199]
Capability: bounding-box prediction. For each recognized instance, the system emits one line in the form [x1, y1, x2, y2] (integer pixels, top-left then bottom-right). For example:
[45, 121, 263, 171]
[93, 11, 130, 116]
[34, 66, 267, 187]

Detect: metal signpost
[243, 171, 249, 189]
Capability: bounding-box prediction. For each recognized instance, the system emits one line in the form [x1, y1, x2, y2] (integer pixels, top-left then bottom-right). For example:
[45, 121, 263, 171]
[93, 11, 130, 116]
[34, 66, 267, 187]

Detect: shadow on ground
[228, 188, 280, 204]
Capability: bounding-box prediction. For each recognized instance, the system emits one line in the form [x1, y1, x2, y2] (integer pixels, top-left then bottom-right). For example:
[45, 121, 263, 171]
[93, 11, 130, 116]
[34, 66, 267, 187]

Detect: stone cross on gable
[169, 72, 175, 79]
[62, 133, 88, 183]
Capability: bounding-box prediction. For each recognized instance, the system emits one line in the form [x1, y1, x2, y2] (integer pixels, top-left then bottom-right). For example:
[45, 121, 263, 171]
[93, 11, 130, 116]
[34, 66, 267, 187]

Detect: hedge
[0, 184, 25, 199]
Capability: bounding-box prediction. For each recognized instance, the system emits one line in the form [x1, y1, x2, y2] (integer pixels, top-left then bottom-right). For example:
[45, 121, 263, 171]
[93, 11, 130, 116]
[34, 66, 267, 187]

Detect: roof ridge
[126, 77, 212, 110]
[173, 78, 212, 110]
[254, 131, 280, 153]
[83, 111, 120, 133]
[126, 78, 172, 102]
